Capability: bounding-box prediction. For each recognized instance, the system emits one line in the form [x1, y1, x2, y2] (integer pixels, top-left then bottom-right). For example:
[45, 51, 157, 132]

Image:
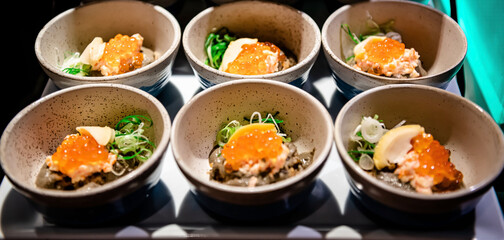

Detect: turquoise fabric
[426, 0, 503, 128]
[456, 0, 504, 128]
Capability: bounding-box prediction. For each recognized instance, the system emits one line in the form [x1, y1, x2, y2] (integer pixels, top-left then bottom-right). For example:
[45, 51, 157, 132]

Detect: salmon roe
[225, 42, 286, 75]
[364, 38, 405, 65]
[100, 34, 144, 75]
[411, 133, 463, 186]
[221, 127, 283, 171]
[48, 134, 112, 177]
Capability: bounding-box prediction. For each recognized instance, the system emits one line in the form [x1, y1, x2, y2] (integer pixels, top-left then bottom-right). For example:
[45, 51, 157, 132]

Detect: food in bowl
[348, 115, 463, 194]
[208, 111, 314, 187]
[341, 14, 426, 78]
[36, 115, 156, 190]
[204, 28, 297, 75]
[61, 33, 157, 76]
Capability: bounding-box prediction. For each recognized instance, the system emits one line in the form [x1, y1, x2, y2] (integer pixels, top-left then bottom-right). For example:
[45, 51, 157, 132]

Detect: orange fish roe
[410, 133, 463, 187]
[225, 42, 286, 75]
[221, 124, 283, 172]
[46, 134, 115, 180]
[364, 38, 405, 66]
[99, 34, 144, 76]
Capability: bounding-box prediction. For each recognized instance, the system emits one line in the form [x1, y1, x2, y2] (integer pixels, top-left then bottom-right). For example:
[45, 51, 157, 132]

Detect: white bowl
[334, 84, 504, 224]
[322, 0, 467, 99]
[171, 79, 333, 218]
[35, 0, 181, 96]
[0, 84, 171, 225]
[182, 1, 321, 88]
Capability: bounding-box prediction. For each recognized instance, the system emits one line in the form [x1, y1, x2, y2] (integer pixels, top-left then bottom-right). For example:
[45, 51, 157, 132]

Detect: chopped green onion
[204, 27, 237, 69]
[216, 120, 241, 147]
[110, 115, 156, 165]
[341, 24, 360, 45]
[60, 52, 91, 76]
[348, 114, 385, 167]
[63, 64, 91, 76]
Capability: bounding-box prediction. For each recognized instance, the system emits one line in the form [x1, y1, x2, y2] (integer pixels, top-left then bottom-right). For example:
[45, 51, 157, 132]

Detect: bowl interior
[36, 0, 178, 79]
[324, 1, 466, 77]
[335, 85, 504, 197]
[172, 80, 333, 193]
[0, 84, 170, 197]
[184, 1, 319, 71]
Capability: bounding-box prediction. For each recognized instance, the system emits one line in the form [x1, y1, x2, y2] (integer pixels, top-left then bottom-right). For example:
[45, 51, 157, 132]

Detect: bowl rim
[0, 83, 172, 199]
[182, 1, 321, 80]
[34, 0, 182, 82]
[334, 84, 504, 201]
[321, 0, 468, 82]
[171, 79, 334, 195]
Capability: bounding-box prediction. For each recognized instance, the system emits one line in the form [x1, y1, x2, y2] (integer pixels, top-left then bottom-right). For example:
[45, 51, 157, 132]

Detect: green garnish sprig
[348, 131, 376, 162]
[63, 63, 91, 76]
[60, 51, 92, 76]
[110, 115, 156, 163]
[204, 27, 237, 69]
[216, 120, 241, 147]
[347, 114, 382, 162]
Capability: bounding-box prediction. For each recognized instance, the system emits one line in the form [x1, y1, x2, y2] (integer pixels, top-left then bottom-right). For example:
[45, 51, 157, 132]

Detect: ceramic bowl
[0, 84, 171, 225]
[171, 79, 333, 219]
[182, 1, 321, 89]
[209, 0, 301, 5]
[322, 0, 467, 99]
[35, 0, 181, 96]
[334, 84, 504, 224]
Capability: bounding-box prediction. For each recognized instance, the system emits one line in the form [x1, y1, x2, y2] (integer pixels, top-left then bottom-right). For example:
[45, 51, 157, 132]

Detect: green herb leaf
[110, 115, 156, 164]
[341, 24, 360, 45]
[204, 27, 237, 69]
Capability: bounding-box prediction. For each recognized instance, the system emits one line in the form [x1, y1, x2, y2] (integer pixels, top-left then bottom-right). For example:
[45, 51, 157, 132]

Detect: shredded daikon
[350, 124, 363, 143]
[216, 111, 290, 147]
[250, 111, 286, 137]
[391, 119, 406, 129]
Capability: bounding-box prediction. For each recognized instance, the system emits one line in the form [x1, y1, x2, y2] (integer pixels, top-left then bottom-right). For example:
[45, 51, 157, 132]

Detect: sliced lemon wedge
[227, 123, 276, 143]
[76, 126, 115, 146]
[219, 38, 258, 72]
[353, 36, 386, 61]
[373, 124, 424, 170]
[79, 37, 106, 70]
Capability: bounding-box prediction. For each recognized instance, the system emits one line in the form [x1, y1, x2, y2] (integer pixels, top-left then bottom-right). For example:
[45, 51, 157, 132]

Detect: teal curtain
[423, 0, 504, 130]
[456, 0, 504, 129]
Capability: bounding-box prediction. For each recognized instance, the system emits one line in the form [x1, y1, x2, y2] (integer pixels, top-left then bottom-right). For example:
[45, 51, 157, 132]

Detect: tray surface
[1, 0, 503, 238]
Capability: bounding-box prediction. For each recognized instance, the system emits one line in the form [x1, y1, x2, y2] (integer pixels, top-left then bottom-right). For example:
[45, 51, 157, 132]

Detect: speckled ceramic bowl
[0, 84, 171, 225]
[182, 1, 321, 88]
[35, 0, 181, 96]
[209, 0, 301, 5]
[322, 0, 467, 99]
[334, 84, 504, 224]
[171, 79, 333, 219]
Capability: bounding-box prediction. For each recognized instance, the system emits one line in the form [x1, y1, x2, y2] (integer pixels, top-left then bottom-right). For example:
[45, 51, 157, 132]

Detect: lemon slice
[79, 37, 106, 70]
[373, 124, 424, 170]
[227, 123, 276, 143]
[219, 38, 258, 72]
[76, 126, 115, 146]
[353, 36, 386, 61]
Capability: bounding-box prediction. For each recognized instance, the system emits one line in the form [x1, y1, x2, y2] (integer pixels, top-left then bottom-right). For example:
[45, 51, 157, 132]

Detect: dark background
[3, 0, 503, 216]
[2, 0, 82, 188]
